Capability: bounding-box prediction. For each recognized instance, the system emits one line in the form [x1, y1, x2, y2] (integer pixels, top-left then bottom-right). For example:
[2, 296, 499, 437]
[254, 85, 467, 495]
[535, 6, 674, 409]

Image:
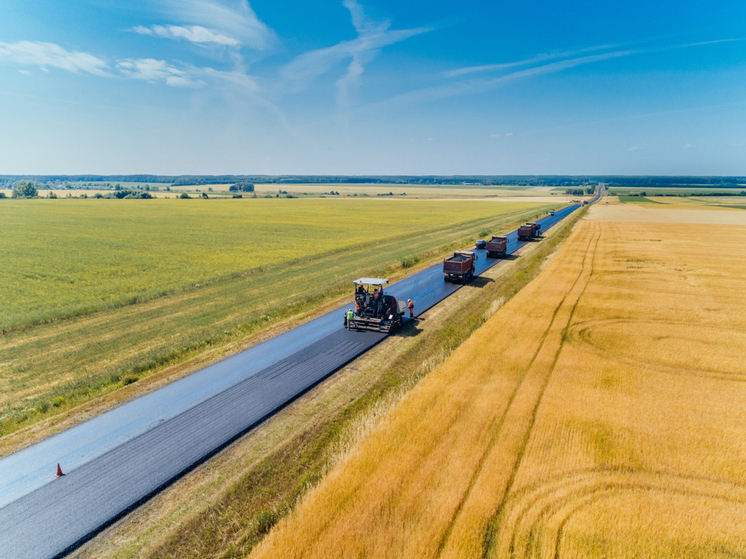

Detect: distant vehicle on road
[526, 222, 541, 237]
[485, 235, 508, 258]
[517, 224, 535, 241]
[549, 210, 555, 216]
[348, 278, 405, 333]
[475, 239, 486, 250]
[443, 251, 477, 284]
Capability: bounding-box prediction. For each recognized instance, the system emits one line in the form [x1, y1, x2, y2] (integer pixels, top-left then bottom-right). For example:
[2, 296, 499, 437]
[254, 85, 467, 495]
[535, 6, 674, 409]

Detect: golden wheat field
[250, 204, 746, 559]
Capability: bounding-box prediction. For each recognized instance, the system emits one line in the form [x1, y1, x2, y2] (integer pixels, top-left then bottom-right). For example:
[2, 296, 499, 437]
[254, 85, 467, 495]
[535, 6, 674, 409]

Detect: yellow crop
[251, 210, 746, 558]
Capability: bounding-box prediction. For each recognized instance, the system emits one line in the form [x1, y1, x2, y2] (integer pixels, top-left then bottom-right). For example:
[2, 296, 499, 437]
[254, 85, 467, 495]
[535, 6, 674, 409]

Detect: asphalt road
[0, 196, 594, 558]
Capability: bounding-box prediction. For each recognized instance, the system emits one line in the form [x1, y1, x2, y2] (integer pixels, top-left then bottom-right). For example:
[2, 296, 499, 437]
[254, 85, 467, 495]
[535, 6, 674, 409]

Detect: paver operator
[407, 299, 414, 318]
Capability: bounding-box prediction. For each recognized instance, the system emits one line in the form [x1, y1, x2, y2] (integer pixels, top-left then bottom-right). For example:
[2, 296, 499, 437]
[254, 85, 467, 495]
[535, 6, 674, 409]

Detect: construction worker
[346, 309, 354, 330]
[407, 299, 414, 318]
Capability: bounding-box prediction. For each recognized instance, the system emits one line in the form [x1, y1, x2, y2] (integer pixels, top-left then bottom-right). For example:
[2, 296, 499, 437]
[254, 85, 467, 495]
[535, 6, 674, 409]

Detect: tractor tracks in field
[432, 222, 602, 559]
[492, 468, 746, 559]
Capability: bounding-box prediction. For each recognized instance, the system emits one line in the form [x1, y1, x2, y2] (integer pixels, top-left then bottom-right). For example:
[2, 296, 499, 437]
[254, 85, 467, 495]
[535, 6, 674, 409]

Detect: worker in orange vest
[407, 299, 414, 318]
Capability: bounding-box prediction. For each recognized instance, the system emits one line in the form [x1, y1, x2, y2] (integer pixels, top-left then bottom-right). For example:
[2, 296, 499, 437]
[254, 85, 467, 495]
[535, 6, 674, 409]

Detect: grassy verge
[116, 206, 588, 559]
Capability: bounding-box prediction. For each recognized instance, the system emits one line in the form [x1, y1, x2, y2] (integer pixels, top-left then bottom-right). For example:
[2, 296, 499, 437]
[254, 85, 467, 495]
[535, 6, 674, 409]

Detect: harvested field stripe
[433, 226, 600, 557]
[435, 223, 601, 559]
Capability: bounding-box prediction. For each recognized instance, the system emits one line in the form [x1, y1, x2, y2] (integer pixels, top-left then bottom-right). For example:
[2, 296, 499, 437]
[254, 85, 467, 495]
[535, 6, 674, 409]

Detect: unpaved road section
[0, 200, 591, 559]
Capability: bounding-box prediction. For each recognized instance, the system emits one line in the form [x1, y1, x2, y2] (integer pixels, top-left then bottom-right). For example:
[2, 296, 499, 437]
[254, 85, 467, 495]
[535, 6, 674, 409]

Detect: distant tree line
[12, 181, 38, 198]
[564, 187, 596, 195]
[3, 175, 746, 189]
[228, 182, 255, 192]
[105, 189, 153, 199]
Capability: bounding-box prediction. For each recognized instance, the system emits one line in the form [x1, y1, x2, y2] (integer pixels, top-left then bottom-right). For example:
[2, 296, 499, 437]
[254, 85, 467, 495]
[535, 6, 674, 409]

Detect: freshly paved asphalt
[0, 195, 594, 558]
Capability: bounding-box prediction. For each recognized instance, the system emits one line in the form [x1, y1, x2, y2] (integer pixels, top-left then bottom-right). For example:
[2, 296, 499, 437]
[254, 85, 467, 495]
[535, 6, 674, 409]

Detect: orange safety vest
[408, 300, 413, 309]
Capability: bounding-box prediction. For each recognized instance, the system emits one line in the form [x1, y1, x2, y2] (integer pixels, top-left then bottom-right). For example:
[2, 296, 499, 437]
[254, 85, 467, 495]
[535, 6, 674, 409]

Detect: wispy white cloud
[444, 38, 746, 80]
[154, 0, 274, 50]
[0, 41, 108, 75]
[444, 44, 623, 78]
[369, 49, 636, 110]
[628, 146, 640, 151]
[117, 58, 202, 87]
[370, 37, 746, 112]
[684, 143, 692, 148]
[379, 37, 746, 117]
[133, 24, 238, 46]
[280, 0, 429, 108]
[280, 28, 425, 93]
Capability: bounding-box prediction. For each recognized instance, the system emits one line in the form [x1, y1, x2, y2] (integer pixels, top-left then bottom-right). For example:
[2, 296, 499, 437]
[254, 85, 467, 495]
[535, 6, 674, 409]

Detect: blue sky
[0, 0, 744, 175]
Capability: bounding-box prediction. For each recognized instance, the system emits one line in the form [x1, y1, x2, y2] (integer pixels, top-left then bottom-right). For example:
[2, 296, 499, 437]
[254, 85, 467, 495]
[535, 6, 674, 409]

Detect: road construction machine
[346, 278, 406, 333]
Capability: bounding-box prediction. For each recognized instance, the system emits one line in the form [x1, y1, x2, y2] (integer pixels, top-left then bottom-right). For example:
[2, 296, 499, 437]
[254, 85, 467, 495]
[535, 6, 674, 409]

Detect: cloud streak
[154, 0, 274, 49]
[0, 41, 108, 75]
[117, 58, 202, 87]
[444, 43, 624, 78]
[366, 37, 746, 113]
[134, 24, 239, 46]
[280, 0, 430, 112]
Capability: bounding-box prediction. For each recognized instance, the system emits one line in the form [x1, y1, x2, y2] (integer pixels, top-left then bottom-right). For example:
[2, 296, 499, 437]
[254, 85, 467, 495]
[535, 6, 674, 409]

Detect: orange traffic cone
[55, 463, 65, 478]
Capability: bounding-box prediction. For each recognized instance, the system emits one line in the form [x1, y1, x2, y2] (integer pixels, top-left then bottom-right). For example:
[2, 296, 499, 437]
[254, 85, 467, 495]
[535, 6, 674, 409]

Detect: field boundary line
[432, 223, 599, 558]
[479, 222, 601, 559]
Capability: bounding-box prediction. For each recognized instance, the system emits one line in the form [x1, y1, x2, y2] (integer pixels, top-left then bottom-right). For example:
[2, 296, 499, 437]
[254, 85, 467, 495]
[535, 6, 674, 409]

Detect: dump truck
[443, 251, 477, 283]
[347, 278, 405, 333]
[485, 235, 508, 258]
[526, 221, 541, 237]
[517, 224, 534, 241]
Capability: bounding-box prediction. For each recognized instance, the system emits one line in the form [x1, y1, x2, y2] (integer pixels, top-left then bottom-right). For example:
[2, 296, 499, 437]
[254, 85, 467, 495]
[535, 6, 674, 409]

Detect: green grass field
[0, 198, 558, 441]
[0, 198, 552, 331]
